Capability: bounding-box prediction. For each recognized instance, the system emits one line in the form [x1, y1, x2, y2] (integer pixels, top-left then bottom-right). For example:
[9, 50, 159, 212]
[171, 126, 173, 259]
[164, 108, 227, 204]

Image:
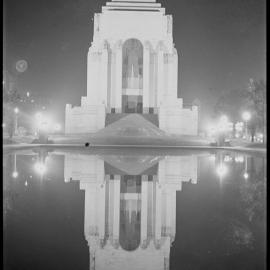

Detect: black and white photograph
[3, 0, 266, 269]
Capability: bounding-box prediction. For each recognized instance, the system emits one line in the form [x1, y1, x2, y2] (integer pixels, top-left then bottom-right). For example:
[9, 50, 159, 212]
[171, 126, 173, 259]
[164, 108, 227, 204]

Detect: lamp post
[242, 111, 251, 141]
[14, 107, 19, 135]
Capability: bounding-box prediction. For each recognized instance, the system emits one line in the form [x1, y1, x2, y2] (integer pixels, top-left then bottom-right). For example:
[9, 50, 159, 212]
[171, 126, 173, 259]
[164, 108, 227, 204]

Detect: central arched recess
[119, 175, 141, 251]
[122, 39, 143, 113]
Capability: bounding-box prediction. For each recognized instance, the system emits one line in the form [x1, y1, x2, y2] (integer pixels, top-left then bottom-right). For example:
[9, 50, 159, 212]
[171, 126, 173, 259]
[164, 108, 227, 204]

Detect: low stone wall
[159, 104, 198, 135]
[65, 104, 106, 134]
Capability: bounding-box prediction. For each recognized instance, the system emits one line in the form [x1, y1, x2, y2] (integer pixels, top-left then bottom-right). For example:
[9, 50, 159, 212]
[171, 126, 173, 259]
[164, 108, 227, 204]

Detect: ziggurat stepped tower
[65, 0, 198, 135]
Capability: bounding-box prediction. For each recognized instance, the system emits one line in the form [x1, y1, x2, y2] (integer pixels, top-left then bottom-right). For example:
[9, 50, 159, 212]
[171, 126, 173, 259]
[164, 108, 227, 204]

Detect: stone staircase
[105, 113, 159, 127]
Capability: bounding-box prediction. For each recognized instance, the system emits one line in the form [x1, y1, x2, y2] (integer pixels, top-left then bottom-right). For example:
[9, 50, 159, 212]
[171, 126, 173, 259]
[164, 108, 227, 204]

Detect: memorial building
[65, 0, 198, 135]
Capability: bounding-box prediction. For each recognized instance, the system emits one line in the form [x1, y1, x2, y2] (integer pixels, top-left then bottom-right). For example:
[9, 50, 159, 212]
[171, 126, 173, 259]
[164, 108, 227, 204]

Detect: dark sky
[4, 0, 266, 122]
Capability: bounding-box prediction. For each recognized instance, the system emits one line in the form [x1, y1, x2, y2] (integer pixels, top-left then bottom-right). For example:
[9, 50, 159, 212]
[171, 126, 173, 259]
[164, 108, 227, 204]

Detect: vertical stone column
[101, 44, 108, 107]
[157, 45, 164, 108]
[108, 178, 114, 240]
[65, 104, 72, 134]
[98, 184, 106, 240]
[143, 43, 150, 113]
[170, 191, 176, 240]
[154, 179, 162, 246]
[87, 49, 100, 105]
[167, 54, 176, 100]
[113, 175, 121, 241]
[83, 185, 97, 238]
[172, 48, 178, 98]
[141, 175, 148, 244]
[115, 42, 122, 113]
[165, 189, 172, 233]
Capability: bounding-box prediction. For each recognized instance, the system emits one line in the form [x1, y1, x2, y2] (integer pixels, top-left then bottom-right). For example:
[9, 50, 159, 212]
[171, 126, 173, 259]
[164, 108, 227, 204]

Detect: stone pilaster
[140, 175, 148, 244]
[154, 181, 162, 243]
[101, 43, 109, 106]
[115, 42, 122, 113]
[167, 54, 175, 99]
[157, 44, 164, 107]
[143, 43, 150, 111]
[172, 48, 178, 98]
[113, 175, 120, 241]
[98, 182, 106, 240]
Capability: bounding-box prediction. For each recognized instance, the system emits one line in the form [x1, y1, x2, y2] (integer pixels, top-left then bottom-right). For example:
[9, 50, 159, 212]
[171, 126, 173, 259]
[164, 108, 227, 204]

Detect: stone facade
[64, 152, 198, 270]
[65, 0, 198, 135]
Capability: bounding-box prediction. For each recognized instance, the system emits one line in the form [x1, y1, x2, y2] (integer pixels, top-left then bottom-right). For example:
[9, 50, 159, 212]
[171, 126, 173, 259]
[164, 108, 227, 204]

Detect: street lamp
[34, 161, 47, 175]
[14, 107, 19, 135]
[242, 111, 251, 140]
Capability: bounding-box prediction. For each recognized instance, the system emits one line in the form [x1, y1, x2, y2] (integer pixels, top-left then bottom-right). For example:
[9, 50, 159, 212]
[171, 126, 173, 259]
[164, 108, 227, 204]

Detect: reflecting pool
[3, 148, 266, 270]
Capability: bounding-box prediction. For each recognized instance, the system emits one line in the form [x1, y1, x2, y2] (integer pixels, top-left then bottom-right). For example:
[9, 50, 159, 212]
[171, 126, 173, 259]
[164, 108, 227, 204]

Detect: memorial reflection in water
[4, 149, 266, 269]
[64, 152, 198, 270]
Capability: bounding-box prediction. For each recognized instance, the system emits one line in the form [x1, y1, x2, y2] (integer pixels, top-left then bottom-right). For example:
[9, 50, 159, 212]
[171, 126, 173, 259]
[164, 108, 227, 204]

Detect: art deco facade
[65, 0, 198, 135]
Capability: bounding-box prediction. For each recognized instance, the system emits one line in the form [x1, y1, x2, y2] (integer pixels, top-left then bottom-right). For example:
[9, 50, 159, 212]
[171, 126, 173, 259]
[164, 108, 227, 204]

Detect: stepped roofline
[102, 0, 165, 14]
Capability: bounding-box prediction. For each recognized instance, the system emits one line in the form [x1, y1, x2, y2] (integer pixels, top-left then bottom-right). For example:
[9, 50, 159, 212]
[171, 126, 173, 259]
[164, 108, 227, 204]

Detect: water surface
[3, 148, 266, 270]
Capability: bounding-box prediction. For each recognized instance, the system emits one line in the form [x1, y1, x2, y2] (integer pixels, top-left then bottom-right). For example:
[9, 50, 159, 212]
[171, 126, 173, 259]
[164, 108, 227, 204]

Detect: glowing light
[25, 181, 28, 187]
[12, 171, 18, 178]
[2, 123, 6, 128]
[235, 122, 244, 132]
[235, 155, 244, 163]
[64, 178, 69, 183]
[242, 111, 251, 121]
[34, 162, 46, 175]
[243, 172, 249, 179]
[26, 91, 30, 97]
[16, 60, 28, 73]
[14, 107, 19, 114]
[31, 99, 35, 103]
[224, 155, 232, 162]
[216, 164, 228, 178]
[235, 133, 240, 138]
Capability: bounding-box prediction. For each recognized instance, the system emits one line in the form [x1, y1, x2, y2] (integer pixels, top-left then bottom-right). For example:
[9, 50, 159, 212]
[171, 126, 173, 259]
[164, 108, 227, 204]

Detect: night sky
[4, 0, 266, 123]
